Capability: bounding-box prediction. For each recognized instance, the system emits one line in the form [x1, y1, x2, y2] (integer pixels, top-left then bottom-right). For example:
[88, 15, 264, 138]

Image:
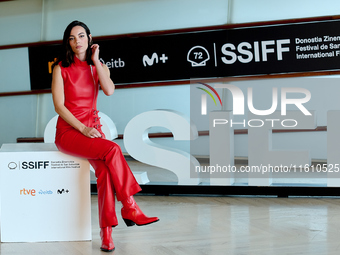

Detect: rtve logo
[20, 188, 36, 196]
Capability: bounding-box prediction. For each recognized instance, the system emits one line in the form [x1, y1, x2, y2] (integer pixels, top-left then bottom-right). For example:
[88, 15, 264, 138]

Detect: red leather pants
[55, 128, 142, 228]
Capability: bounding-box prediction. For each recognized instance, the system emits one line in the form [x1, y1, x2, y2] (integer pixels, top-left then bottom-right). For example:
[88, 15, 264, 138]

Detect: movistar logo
[143, 53, 158, 66]
[143, 52, 168, 67]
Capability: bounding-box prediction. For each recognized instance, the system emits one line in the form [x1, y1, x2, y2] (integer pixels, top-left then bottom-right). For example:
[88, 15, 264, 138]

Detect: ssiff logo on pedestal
[19, 189, 64, 196]
[8, 161, 49, 170]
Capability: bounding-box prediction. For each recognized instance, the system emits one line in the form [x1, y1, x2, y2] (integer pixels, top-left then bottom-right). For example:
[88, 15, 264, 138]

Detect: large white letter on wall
[124, 110, 200, 185]
[327, 111, 340, 187]
[209, 110, 234, 185]
[248, 110, 316, 186]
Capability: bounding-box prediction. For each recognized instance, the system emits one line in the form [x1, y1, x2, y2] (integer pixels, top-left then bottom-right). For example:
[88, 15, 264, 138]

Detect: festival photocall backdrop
[29, 19, 340, 90]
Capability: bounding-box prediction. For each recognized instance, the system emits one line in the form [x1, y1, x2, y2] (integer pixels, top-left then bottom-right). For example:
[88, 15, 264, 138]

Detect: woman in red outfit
[51, 20, 158, 252]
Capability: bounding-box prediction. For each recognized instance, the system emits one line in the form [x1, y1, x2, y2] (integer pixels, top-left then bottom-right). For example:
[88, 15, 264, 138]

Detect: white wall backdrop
[0, 0, 230, 46]
[1, 0, 340, 160]
[230, 0, 340, 23]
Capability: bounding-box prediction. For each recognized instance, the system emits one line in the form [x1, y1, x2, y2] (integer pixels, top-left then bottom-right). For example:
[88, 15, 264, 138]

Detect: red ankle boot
[100, 227, 115, 252]
[121, 196, 159, 226]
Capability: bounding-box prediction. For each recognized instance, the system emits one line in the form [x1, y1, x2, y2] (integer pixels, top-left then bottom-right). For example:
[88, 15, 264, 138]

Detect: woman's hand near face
[81, 126, 102, 138]
[91, 43, 115, 96]
[91, 44, 100, 63]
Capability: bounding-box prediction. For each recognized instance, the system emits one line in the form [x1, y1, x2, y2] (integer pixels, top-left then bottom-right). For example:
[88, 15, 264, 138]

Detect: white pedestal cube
[0, 143, 91, 242]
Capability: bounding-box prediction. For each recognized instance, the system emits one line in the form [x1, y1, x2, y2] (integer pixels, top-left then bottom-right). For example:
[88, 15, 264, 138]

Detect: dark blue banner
[29, 19, 340, 90]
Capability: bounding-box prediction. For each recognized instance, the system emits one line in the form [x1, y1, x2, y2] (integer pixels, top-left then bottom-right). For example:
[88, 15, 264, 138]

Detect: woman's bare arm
[91, 44, 115, 96]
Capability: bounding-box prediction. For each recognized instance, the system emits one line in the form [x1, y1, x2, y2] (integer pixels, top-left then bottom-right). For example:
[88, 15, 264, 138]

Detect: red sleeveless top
[56, 56, 103, 135]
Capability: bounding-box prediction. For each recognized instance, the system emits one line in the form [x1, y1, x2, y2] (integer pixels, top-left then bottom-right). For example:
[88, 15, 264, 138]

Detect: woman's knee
[102, 141, 123, 158]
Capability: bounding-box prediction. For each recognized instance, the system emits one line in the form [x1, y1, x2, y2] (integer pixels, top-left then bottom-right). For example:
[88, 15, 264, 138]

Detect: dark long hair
[53, 20, 94, 68]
